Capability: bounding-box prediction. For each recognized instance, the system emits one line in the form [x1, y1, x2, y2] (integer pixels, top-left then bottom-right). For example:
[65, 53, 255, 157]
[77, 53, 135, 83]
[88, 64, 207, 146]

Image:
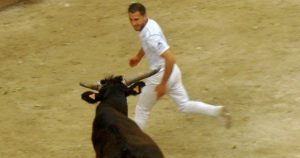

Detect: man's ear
[126, 81, 146, 96]
[81, 91, 101, 104]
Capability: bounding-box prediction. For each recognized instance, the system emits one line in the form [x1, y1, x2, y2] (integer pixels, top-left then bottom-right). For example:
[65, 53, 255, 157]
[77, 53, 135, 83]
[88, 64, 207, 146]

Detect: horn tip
[79, 82, 99, 90]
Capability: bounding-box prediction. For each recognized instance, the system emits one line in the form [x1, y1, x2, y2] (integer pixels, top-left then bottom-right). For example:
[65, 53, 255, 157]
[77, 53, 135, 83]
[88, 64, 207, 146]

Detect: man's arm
[156, 48, 175, 98]
[129, 48, 145, 67]
[136, 48, 145, 59]
[160, 48, 175, 85]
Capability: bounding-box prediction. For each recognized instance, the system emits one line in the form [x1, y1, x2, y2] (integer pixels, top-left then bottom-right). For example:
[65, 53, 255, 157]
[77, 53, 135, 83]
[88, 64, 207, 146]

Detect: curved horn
[125, 67, 161, 86]
[79, 81, 101, 91]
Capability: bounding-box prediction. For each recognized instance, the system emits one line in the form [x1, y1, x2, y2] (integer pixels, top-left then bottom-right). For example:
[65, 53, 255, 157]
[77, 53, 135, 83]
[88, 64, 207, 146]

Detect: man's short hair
[128, 2, 146, 15]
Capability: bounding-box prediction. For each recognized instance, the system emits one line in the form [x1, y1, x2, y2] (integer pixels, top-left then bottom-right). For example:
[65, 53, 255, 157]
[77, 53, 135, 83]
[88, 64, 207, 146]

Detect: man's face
[128, 11, 147, 31]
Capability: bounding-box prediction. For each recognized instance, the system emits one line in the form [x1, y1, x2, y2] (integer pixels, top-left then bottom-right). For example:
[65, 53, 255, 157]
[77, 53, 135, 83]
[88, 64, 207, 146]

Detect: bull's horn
[125, 67, 161, 86]
[79, 82, 100, 91]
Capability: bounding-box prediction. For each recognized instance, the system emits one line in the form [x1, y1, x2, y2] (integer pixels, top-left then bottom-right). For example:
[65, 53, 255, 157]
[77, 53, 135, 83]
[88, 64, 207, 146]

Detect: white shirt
[139, 18, 170, 70]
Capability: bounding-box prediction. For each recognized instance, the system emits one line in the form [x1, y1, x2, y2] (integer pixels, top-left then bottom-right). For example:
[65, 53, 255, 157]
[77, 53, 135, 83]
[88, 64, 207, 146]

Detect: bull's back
[114, 111, 164, 158]
[94, 106, 164, 158]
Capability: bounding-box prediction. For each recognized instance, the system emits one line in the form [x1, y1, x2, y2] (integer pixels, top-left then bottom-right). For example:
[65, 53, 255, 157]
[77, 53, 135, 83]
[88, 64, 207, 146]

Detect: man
[127, 2, 231, 130]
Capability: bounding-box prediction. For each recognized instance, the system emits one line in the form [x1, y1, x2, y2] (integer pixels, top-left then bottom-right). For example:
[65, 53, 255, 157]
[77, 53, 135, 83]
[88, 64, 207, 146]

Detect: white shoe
[218, 106, 231, 129]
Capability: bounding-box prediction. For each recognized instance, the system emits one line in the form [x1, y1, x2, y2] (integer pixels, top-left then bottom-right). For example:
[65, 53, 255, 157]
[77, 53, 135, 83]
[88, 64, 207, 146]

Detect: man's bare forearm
[160, 49, 175, 85]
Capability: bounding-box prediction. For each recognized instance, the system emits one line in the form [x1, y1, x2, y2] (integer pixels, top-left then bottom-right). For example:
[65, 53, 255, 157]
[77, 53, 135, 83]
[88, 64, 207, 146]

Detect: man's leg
[168, 81, 231, 128]
[134, 84, 158, 129]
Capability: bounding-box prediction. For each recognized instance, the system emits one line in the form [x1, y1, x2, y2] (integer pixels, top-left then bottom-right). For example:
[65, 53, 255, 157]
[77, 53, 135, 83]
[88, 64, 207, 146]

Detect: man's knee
[177, 102, 189, 113]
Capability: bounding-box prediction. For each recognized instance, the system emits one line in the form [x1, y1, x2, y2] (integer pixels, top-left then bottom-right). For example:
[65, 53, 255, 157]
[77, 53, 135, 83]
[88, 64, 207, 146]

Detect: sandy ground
[0, 0, 300, 158]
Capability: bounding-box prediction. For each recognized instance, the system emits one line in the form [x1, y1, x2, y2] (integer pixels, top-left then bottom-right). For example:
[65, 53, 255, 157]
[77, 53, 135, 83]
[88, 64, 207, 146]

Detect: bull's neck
[100, 94, 128, 116]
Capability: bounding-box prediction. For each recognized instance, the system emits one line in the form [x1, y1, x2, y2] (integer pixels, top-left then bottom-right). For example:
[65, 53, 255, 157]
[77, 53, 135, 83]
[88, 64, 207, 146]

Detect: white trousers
[134, 64, 222, 129]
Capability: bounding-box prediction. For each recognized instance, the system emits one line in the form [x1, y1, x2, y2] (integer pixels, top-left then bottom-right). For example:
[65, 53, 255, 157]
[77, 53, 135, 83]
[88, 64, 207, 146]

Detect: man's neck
[140, 18, 148, 32]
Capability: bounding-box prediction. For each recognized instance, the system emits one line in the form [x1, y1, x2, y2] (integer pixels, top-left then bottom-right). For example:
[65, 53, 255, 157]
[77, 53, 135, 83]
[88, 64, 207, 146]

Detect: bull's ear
[126, 81, 146, 96]
[81, 91, 101, 104]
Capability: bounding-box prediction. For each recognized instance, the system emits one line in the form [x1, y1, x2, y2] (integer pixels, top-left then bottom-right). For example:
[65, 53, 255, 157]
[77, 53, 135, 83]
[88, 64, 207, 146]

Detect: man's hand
[155, 83, 167, 98]
[129, 48, 145, 67]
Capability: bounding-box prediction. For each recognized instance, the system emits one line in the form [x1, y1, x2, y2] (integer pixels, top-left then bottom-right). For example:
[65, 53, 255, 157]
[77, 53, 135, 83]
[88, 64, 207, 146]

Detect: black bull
[80, 73, 164, 158]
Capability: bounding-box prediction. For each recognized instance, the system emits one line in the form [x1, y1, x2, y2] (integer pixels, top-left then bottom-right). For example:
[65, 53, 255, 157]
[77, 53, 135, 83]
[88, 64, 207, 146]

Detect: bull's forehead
[101, 76, 124, 84]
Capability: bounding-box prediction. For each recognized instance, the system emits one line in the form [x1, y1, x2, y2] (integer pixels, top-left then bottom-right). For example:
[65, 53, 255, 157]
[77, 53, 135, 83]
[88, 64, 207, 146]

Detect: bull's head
[80, 68, 160, 104]
[81, 76, 145, 104]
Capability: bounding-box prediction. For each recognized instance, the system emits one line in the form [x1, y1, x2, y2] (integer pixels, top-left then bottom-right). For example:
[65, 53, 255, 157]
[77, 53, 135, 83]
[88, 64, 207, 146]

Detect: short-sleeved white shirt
[139, 18, 170, 70]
